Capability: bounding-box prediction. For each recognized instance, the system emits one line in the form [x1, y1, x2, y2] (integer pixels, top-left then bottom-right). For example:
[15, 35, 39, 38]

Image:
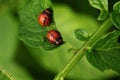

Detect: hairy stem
[54, 18, 113, 80]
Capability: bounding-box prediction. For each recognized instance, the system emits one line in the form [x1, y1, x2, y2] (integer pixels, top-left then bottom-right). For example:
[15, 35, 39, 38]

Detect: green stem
[54, 18, 113, 80]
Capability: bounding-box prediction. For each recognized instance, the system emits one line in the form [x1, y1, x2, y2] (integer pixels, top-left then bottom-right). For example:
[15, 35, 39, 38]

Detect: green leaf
[19, 0, 58, 51]
[74, 28, 89, 41]
[113, 1, 120, 13]
[111, 1, 120, 30]
[97, 10, 108, 20]
[86, 30, 120, 74]
[111, 12, 120, 30]
[17, 0, 31, 10]
[88, 0, 108, 20]
[28, 4, 115, 80]
[0, 67, 14, 80]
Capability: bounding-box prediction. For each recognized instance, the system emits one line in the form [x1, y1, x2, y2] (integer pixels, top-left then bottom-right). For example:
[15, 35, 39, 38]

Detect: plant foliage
[19, 0, 58, 51]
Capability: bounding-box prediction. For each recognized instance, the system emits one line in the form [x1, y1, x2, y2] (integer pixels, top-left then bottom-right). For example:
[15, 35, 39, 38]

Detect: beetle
[46, 30, 63, 45]
[38, 8, 53, 27]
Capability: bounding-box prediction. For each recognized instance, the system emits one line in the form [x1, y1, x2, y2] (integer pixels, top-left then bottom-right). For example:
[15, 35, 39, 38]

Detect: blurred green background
[0, 0, 120, 80]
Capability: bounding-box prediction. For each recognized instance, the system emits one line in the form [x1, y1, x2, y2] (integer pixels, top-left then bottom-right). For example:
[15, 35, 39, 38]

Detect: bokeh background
[0, 0, 120, 80]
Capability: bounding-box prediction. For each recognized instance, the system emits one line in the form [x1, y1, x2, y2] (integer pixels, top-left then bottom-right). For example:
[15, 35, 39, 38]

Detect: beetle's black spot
[118, 35, 120, 43]
[43, 8, 54, 24]
[55, 37, 63, 45]
[44, 8, 53, 15]
[44, 17, 47, 26]
[43, 8, 53, 16]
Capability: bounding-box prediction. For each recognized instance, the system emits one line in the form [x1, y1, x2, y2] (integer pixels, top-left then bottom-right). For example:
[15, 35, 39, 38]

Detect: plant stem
[54, 18, 113, 80]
